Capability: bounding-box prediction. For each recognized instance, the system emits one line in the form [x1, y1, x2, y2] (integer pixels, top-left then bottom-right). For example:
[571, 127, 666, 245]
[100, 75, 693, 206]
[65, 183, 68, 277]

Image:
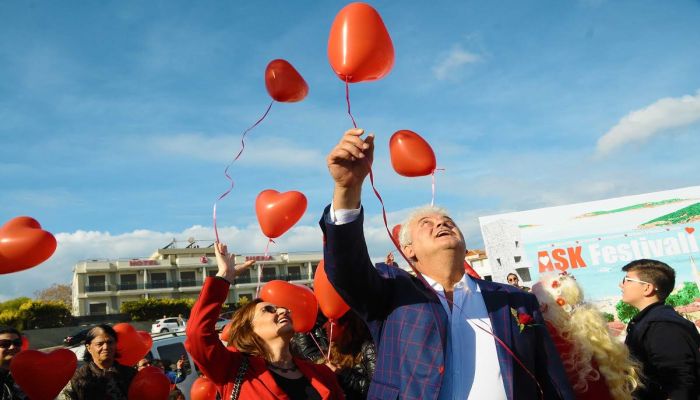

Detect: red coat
[185, 277, 345, 400]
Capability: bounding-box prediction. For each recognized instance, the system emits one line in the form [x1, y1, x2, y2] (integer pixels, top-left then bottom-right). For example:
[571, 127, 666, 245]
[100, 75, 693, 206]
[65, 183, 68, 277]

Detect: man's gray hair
[398, 205, 451, 247]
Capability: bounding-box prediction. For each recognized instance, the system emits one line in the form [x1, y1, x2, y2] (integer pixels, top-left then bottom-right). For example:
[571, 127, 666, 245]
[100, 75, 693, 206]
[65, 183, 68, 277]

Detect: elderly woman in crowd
[185, 242, 344, 399]
[59, 324, 136, 400]
[532, 272, 640, 400]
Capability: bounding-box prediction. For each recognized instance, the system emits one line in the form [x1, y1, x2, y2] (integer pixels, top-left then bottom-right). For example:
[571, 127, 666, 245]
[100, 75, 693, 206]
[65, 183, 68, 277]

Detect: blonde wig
[532, 272, 640, 400]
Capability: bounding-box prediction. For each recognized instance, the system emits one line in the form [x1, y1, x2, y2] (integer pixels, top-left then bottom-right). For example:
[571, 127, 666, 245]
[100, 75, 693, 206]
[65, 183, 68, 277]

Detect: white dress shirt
[423, 274, 507, 399]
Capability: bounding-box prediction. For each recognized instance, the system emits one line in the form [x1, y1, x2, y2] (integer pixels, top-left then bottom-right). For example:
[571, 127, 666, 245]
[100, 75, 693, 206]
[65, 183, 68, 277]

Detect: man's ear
[403, 244, 415, 260]
[643, 284, 658, 298]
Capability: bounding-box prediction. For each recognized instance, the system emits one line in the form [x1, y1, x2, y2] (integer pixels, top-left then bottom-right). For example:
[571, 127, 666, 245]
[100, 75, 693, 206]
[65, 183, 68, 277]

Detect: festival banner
[479, 186, 700, 302]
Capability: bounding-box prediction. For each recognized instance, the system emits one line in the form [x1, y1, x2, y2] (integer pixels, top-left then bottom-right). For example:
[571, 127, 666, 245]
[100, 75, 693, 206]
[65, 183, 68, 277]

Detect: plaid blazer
[321, 207, 573, 400]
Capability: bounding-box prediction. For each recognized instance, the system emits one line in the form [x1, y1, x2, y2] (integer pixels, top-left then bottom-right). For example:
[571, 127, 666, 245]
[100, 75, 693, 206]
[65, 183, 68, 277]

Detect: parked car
[63, 327, 93, 346]
[214, 317, 231, 331]
[151, 317, 186, 333]
[68, 332, 198, 399]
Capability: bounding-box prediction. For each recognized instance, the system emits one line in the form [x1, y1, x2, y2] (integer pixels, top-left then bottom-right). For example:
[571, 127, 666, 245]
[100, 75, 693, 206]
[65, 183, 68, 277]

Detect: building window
[87, 275, 106, 292]
[119, 274, 137, 290]
[261, 267, 276, 282]
[207, 269, 218, 277]
[234, 270, 251, 284]
[514, 256, 521, 263]
[496, 258, 501, 266]
[89, 303, 107, 315]
[515, 267, 531, 282]
[311, 262, 319, 275]
[150, 272, 168, 288]
[515, 241, 519, 248]
[287, 266, 301, 281]
[180, 271, 196, 287]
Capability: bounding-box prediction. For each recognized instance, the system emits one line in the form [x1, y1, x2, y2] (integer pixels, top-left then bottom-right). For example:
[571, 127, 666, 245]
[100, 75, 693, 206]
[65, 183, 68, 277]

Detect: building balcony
[85, 284, 113, 293]
[146, 280, 173, 289]
[177, 279, 203, 288]
[233, 274, 310, 286]
[117, 282, 145, 291]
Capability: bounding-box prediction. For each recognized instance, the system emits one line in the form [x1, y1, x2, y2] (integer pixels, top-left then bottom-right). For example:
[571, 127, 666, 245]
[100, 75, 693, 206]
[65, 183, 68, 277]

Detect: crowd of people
[1, 128, 699, 399]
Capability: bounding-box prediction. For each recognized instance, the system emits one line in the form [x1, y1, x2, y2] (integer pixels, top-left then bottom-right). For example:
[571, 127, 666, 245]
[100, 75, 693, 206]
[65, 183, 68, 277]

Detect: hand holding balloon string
[214, 242, 255, 285]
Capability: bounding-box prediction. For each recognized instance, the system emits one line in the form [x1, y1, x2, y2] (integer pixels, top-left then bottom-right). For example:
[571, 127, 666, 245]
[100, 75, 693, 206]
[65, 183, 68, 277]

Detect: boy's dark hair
[0, 326, 21, 336]
[622, 259, 676, 302]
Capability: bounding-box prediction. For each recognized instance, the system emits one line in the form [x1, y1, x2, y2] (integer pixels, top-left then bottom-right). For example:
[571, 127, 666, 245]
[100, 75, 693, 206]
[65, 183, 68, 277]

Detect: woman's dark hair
[228, 298, 273, 360]
[83, 324, 118, 363]
[329, 311, 372, 369]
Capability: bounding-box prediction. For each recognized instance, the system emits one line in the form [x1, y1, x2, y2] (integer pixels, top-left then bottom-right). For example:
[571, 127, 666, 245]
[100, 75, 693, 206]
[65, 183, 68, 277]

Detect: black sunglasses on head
[0, 339, 22, 349]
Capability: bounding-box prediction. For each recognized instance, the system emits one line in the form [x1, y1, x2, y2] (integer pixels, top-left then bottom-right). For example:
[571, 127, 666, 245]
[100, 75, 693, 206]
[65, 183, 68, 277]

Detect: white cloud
[596, 90, 700, 156]
[147, 133, 323, 168]
[432, 45, 481, 81]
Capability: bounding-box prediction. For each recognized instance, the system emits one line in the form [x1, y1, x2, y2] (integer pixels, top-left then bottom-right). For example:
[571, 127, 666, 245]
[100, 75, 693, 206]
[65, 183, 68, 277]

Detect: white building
[71, 239, 322, 316]
[480, 219, 533, 285]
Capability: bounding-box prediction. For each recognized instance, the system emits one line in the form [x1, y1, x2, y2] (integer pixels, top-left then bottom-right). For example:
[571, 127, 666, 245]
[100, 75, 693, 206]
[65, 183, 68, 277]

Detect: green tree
[665, 282, 700, 307]
[602, 312, 615, 322]
[616, 300, 639, 323]
[0, 297, 31, 312]
[34, 283, 72, 306]
[19, 301, 74, 329]
[0, 299, 73, 330]
[121, 298, 195, 321]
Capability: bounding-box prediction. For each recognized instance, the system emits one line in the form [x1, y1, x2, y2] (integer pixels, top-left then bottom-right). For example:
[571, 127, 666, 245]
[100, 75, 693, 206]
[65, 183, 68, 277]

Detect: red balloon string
[256, 238, 275, 297]
[326, 321, 334, 360]
[473, 320, 544, 400]
[309, 332, 330, 363]
[430, 168, 445, 206]
[213, 100, 274, 243]
[345, 78, 358, 129]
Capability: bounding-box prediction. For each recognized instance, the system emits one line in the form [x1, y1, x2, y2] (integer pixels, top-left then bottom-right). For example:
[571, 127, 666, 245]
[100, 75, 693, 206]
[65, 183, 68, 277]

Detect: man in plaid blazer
[321, 128, 574, 400]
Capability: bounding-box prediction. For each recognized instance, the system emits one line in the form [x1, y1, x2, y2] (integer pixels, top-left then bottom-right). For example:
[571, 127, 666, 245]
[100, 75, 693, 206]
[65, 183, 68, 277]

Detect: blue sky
[1, 0, 700, 300]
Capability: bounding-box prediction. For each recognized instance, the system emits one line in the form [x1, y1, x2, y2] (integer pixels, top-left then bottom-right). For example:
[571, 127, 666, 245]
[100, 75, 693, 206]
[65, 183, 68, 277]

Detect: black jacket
[625, 302, 700, 400]
[291, 328, 377, 400]
[61, 362, 136, 400]
[0, 371, 26, 400]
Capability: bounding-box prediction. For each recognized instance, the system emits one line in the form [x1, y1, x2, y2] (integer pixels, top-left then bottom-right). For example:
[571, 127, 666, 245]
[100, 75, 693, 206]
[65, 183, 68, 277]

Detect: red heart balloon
[391, 224, 402, 245]
[219, 322, 233, 344]
[389, 130, 436, 177]
[114, 323, 151, 366]
[265, 59, 309, 103]
[0, 216, 57, 274]
[128, 366, 171, 400]
[10, 349, 77, 400]
[20, 335, 29, 351]
[314, 260, 350, 321]
[255, 190, 307, 239]
[260, 280, 318, 332]
[190, 376, 218, 400]
[686, 227, 695, 234]
[328, 2, 394, 83]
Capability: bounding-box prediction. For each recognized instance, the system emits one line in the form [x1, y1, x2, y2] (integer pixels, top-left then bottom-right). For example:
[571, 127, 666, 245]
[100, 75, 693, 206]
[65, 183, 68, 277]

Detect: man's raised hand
[327, 128, 374, 209]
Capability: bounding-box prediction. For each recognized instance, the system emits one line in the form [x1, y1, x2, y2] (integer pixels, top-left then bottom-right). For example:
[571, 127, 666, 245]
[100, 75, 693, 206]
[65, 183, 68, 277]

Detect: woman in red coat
[185, 242, 344, 400]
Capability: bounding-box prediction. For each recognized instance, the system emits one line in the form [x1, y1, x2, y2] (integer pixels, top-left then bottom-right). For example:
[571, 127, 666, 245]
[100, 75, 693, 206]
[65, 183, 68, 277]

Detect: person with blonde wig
[531, 272, 640, 400]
